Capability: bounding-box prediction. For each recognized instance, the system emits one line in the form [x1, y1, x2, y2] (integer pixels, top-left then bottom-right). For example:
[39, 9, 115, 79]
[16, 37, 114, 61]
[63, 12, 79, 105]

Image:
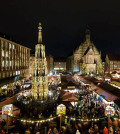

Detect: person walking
[1, 119, 6, 129]
[48, 128, 52, 134]
[53, 127, 58, 134]
[94, 124, 99, 134]
[89, 127, 94, 134]
[103, 126, 108, 134]
[76, 130, 81, 134]
[109, 126, 113, 134]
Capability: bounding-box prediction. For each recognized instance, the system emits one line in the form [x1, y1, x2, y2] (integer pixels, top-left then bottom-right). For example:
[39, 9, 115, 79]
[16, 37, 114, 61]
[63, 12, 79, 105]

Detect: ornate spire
[85, 28, 90, 42]
[38, 22, 42, 44]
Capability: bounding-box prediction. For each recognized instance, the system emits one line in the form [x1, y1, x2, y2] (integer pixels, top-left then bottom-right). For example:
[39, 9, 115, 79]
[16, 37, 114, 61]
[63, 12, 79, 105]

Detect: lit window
[15, 71, 17, 75]
[10, 61, 12, 66]
[2, 50, 4, 57]
[9, 43, 11, 49]
[6, 51, 8, 57]
[6, 61, 8, 67]
[2, 61, 4, 67]
[13, 44, 15, 49]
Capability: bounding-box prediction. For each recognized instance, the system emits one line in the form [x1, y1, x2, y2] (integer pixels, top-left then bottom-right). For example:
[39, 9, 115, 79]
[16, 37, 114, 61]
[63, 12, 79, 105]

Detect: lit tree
[81, 63, 87, 75]
[97, 63, 102, 75]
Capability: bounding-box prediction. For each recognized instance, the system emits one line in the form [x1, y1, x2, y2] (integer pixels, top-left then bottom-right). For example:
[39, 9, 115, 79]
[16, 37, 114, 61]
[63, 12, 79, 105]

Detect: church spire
[85, 28, 90, 42]
[38, 22, 42, 44]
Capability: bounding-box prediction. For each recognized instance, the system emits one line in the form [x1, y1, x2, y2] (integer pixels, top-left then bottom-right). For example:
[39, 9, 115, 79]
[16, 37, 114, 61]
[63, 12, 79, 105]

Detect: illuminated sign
[56, 104, 66, 115]
[67, 86, 75, 89]
[54, 68, 63, 70]
[105, 106, 115, 116]
[2, 104, 13, 115]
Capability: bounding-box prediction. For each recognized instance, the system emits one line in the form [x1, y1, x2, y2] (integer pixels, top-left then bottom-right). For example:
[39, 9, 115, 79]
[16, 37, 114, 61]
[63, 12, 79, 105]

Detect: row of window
[1, 40, 29, 52]
[110, 61, 120, 64]
[0, 70, 23, 79]
[110, 65, 120, 68]
[2, 60, 28, 68]
[1, 41, 15, 49]
[2, 61, 12, 67]
[1, 41, 29, 56]
[2, 49, 28, 58]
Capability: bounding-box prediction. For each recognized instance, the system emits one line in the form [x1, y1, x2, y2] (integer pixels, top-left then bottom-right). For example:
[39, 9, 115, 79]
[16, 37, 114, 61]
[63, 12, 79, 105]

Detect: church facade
[67, 29, 102, 74]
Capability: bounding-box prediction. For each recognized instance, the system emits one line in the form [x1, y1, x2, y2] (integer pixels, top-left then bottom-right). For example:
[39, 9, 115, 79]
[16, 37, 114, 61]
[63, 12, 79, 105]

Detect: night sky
[0, 0, 120, 57]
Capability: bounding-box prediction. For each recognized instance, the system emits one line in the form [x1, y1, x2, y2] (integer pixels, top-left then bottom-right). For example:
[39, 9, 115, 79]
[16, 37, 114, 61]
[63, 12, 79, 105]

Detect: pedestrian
[36, 132, 40, 134]
[113, 119, 119, 132]
[109, 126, 113, 134]
[103, 126, 108, 134]
[94, 124, 99, 134]
[48, 128, 52, 134]
[89, 127, 94, 134]
[53, 127, 58, 134]
[1, 119, 6, 129]
[76, 130, 81, 134]
[25, 129, 31, 134]
[109, 119, 112, 127]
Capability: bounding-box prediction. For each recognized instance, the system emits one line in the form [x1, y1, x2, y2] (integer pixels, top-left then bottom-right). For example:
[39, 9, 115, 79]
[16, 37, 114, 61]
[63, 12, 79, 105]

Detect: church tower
[32, 23, 48, 100]
[85, 29, 90, 42]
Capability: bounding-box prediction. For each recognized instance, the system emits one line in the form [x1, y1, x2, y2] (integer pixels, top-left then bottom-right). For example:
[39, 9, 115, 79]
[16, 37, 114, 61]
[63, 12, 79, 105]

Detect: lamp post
[7, 114, 8, 134]
[56, 104, 66, 132]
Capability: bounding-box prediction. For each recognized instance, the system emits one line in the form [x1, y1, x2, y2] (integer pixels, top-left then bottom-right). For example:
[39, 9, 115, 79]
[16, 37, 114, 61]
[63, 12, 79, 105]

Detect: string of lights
[8, 114, 58, 123]
[8, 114, 120, 124]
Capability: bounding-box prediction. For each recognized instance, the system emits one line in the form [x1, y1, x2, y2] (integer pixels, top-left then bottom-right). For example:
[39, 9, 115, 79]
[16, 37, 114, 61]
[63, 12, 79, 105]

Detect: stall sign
[56, 104, 66, 115]
[105, 106, 115, 116]
[2, 104, 13, 115]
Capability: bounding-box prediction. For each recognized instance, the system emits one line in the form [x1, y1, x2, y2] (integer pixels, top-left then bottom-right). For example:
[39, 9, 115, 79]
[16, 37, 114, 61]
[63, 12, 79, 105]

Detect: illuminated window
[2, 50, 4, 57]
[6, 51, 8, 57]
[10, 72, 12, 76]
[10, 61, 12, 66]
[3, 72, 5, 78]
[2, 61, 4, 67]
[9, 43, 11, 49]
[16, 71, 17, 75]
[6, 61, 8, 67]
[13, 44, 15, 49]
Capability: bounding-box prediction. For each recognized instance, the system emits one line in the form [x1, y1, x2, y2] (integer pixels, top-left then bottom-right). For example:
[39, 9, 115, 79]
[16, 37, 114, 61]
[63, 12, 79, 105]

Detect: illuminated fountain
[32, 23, 48, 100]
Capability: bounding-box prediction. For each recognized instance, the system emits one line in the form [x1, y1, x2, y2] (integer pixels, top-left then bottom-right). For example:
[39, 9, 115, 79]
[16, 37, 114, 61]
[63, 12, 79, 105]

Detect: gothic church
[67, 29, 102, 74]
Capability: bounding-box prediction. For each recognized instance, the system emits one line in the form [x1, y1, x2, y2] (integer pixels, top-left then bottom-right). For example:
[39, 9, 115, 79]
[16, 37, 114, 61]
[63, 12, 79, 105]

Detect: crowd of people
[0, 75, 120, 133]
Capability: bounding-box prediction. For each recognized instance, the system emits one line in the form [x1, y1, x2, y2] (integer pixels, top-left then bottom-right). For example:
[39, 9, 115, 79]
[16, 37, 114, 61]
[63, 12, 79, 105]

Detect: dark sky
[0, 0, 120, 57]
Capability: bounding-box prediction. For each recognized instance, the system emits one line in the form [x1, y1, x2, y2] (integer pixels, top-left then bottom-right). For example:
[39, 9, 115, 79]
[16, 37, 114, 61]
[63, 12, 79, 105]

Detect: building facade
[29, 55, 35, 76]
[66, 56, 73, 73]
[32, 23, 48, 100]
[67, 29, 102, 74]
[0, 36, 30, 80]
[46, 54, 54, 74]
[54, 57, 66, 72]
[105, 54, 120, 73]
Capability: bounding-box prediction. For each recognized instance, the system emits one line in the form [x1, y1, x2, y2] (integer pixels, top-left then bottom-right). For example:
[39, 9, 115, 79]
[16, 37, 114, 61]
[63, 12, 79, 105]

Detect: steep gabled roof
[107, 54, 120, 61]
[83, 46, 94, 56]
